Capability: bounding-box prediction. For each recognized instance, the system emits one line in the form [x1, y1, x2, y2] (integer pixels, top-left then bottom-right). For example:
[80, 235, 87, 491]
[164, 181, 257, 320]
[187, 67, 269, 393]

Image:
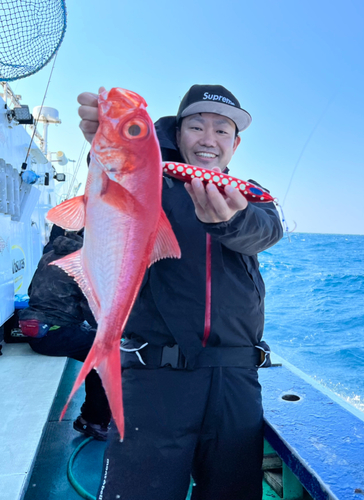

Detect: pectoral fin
[149, 209, 181, 266]
[47, 196, 86, 230]
[50, 249, 100, 321]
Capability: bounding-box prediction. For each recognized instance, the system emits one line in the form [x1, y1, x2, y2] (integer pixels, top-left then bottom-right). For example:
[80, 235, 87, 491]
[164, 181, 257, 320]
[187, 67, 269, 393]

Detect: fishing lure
[162, 162, 294, 238]
[162, 162, 275, 203]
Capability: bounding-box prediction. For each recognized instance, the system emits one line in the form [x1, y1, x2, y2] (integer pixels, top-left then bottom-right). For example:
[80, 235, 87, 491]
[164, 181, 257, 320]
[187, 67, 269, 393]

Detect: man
[78, 84, 283, 500]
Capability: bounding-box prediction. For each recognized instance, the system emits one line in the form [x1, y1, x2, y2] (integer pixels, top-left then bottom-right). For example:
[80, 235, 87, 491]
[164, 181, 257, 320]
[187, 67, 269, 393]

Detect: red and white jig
[162, 162, 275, 204]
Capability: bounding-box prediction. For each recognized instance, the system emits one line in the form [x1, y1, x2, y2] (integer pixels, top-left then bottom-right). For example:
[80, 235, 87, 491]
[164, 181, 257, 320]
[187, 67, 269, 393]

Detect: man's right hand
[77, 86, 105, 143]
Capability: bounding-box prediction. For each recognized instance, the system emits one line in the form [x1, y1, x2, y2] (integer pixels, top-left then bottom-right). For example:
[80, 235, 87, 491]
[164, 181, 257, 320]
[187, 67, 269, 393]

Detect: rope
[23, 52, 58, 167]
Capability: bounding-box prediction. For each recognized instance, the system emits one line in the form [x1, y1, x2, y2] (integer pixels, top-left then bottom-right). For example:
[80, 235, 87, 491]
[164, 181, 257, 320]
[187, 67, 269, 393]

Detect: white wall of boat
[0, 82, 81, 326]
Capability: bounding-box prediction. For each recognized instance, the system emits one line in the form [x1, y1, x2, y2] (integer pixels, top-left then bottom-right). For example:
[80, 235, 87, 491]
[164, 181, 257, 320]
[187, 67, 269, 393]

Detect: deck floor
[21, 358, 106, 500]
[0, 343, 67, 500]
[8, 350, 278, 500]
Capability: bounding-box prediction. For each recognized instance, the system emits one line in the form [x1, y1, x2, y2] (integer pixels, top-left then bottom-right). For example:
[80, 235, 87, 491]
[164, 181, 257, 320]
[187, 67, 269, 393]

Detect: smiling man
[176, 85, 246, 170]
[78, 84, 283, 500]
[177, 112, 239, 168]
[175, 85, 245, 171]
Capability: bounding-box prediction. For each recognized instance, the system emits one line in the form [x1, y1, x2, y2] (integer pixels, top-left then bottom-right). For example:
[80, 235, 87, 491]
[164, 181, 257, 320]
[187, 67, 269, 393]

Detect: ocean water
[260, 233, 364, 413]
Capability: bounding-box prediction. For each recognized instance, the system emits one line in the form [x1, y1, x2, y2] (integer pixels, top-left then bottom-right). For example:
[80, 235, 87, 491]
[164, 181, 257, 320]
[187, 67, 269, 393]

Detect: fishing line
[282, 93, 337, 208]
[23, 53, 59, 168]
[65, 140, 88, 200]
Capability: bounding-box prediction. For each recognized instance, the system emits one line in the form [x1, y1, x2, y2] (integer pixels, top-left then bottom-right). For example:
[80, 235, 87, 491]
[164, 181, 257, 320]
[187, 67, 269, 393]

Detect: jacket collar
[154, 116, 184, 162]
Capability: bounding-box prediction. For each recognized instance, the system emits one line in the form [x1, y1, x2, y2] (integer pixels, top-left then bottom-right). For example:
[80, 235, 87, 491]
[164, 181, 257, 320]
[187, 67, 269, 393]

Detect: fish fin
[101, 175, 137, 212]
[47, 196, 86, 230]
[60, 334, 125, 440]
[149, 209, 181, 266]
[50, 250, 100, 321]
[96, 340, 124, 440]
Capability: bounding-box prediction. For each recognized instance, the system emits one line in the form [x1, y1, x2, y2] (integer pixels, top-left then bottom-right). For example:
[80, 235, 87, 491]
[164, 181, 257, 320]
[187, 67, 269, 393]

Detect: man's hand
[77, 87, 105, 143]
[184, 168, 248, 223]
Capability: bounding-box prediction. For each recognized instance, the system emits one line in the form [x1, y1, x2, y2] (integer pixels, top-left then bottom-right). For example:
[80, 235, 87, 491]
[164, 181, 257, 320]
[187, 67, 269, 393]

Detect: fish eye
[128, 124, 141, 136]
[122, 119, 149, 139]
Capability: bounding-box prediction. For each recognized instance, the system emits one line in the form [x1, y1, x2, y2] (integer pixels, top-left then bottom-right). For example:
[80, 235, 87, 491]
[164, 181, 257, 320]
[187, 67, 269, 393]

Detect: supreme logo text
[203, 92, 236, 106]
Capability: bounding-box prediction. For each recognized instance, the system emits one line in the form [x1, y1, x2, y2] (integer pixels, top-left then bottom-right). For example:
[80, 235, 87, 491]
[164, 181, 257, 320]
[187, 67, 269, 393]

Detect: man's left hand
[184, 168, 248, 223]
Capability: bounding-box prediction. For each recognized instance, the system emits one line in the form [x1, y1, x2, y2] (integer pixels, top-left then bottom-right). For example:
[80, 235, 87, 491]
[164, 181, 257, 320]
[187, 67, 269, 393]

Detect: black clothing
[42, 224, 66, 254]
[29, 322, 110, 424]
[102, 366, 263, 500]
[155, 116, 185, 163]
[19, 234, 93, 327]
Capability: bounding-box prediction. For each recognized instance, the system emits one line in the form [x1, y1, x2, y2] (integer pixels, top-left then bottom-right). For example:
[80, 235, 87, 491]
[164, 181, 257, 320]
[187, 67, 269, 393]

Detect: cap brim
[181, 102, 252, 132]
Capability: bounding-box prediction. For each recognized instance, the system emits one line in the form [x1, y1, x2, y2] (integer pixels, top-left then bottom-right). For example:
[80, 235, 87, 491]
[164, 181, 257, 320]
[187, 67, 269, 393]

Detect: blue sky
[11, 0, 364, 234]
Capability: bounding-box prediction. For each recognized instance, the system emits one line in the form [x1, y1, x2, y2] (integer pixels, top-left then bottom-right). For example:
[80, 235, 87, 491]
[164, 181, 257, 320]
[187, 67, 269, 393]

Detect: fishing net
[0, 0, 67, 82]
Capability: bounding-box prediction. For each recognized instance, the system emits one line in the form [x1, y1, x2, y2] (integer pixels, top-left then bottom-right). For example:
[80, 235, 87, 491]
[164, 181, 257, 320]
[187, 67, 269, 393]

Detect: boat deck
[0, 341, 107, 500]
[0, 343, 67, 500]
[0, 342, 280, 500]
[21, 357, 106, 500]
[2, 342, 364, 500]
[260, 355, 364, 500]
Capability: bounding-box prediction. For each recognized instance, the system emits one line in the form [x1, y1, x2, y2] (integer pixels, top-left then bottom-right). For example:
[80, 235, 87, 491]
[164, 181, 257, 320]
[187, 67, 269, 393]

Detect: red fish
[46, 88, 181, 439]
[163, 162, 275, 203]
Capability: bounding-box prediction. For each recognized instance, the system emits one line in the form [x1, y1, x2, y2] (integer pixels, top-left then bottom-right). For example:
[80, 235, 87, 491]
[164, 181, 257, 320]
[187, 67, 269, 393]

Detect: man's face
[176, 112, 241, 170]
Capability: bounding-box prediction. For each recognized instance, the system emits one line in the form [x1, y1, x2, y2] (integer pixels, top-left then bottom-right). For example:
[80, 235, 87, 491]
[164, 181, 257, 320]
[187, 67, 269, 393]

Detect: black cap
[176, 84, 252, 132]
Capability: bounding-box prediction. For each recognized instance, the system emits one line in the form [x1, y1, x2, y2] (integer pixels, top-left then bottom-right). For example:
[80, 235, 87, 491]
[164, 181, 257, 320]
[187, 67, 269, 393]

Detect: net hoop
[0, 0, 67, 82]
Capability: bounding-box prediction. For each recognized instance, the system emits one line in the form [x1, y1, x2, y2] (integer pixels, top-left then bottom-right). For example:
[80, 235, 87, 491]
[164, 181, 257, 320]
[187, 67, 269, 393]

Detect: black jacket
[123, 117, 283, 362]
[19, 234, 95, 327]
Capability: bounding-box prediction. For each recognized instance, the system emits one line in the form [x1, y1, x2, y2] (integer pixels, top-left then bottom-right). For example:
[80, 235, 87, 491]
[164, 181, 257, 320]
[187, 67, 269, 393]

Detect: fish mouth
[99, 88, 148, 115]
[107, 171, 121, 183]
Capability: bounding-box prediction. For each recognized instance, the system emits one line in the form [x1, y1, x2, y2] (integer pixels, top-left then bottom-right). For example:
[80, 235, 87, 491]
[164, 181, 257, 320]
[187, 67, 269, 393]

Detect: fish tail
[96, 341, 124, 441]
[60, 337, 125, 440]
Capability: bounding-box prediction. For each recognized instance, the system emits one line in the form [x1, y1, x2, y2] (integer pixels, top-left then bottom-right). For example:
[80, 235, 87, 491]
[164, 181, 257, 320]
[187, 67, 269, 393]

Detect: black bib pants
[97, 365, 263, 500]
